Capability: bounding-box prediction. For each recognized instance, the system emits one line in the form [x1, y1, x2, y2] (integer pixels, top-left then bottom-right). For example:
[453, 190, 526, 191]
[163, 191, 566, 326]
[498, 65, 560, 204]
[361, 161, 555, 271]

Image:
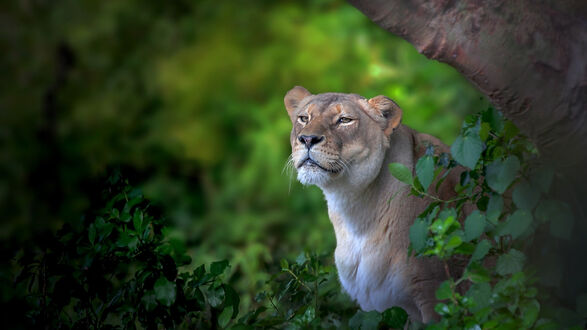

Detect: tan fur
[284, 87, 463, 323]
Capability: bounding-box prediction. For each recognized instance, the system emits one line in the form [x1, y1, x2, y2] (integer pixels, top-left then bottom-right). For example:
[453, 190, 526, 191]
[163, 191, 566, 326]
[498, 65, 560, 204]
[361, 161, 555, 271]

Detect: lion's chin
[296, 165, 335, 187]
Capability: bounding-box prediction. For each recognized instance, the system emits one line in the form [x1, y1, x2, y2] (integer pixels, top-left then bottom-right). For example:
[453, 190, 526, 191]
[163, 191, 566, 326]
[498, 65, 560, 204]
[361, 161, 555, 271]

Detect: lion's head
[284, 86, 403, 189]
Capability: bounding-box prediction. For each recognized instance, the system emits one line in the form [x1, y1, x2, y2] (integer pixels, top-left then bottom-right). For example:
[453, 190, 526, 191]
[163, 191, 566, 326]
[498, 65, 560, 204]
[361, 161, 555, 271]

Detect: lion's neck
[322, 125, 415, 236]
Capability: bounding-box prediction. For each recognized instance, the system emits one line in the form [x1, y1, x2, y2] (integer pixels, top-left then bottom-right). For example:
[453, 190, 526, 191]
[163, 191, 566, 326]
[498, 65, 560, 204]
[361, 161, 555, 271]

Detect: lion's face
[284, 86, 403, 188]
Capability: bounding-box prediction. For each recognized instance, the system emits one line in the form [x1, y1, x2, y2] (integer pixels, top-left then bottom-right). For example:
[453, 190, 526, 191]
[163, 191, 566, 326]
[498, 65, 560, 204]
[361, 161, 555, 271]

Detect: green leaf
[416, 156, 435, 191]
[499, 210, 532, 239]
[513, 180, 540, 210]
[389, 163, 413, 185]
[280, 259, 289, 270]
[120, 211, 132, 223]
[141, 291, 158, 311]
[496, 249, 525, 275]
[116, 231, 139, 250]
[133, 210, 144, 232]
[471, 239, 491, 262]
[154, 277, 176, 307]
[409, 219, 428, 252]
[207, 286, 225, 308]
[486, 156, 520, 194]
[486, 195, 503, 223]
[521, 299, 540, 328]
[431, 216, 457, 235]
[222, 284, 240, 318]
[451, 133, 483, 169]
[503, 121, 520, 141]
[211, 260, 230, 276]
[436, 281, 452, 300]
[438, 208, 457, 222]
[349, 310, 381, 330]
[218, 306, 233, 328]
[381, 307, 408, 329]
[434, 302, 452, 316]
[295, 252, 308, 265]
[466, 262, 491, 283]
[479, 122, 491, 141]
[445, 235, 463, 251]
[464, 210, 486, 242]
[88, 223, 96, 245]
[466, 282, 491, 312]
[482, 107, 504, 133]
[455, 242, 475, 255]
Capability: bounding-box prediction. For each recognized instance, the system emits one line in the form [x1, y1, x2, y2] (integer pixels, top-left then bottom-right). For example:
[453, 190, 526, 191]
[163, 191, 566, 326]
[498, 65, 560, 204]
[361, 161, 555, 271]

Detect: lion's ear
[368, 95, 403, 136]
[284, 86, 312, 115]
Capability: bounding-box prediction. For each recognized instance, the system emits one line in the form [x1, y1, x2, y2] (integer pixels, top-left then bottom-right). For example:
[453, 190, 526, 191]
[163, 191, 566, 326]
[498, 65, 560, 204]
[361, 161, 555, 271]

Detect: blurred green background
[1, 0, 486, 302]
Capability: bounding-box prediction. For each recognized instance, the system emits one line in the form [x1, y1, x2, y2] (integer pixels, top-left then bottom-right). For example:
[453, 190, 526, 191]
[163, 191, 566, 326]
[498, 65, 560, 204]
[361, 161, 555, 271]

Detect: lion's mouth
[297, 157, 340, 174]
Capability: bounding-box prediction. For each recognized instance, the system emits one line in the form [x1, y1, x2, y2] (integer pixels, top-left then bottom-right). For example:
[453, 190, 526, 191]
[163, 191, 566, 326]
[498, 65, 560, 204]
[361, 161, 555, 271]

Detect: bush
[14, 175, 242, 328]
[390, 107, 584, 328]
[11, 175, 406, 329]
[9, 108, 586, 329]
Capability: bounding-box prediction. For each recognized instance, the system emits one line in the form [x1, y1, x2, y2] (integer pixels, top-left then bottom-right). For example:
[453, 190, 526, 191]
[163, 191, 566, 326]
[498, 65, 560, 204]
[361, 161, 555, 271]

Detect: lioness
[284, 86, 463, 323]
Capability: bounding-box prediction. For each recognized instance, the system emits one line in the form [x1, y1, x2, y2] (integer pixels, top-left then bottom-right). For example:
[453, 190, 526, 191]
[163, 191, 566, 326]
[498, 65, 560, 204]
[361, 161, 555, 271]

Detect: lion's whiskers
[282, 154, 296, 193]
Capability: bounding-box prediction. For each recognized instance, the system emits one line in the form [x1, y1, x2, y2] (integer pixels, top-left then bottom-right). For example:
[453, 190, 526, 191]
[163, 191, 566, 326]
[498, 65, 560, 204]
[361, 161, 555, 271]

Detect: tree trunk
[348, 0, 587, 303]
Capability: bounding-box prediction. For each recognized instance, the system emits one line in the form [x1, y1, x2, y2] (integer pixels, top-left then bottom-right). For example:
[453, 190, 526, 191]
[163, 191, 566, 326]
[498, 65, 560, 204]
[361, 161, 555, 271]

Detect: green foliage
[450, 132, 483, 169]
[13, 177, 247, 328]
[11, 107, 585, 328]
[11, 177, 410, 329]
[390, 107, 582, 328]
[389, 162, 414, 185]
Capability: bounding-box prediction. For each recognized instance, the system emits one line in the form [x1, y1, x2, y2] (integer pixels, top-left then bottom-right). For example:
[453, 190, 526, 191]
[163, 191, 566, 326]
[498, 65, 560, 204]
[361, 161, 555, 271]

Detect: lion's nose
[298, 135, 324, 149]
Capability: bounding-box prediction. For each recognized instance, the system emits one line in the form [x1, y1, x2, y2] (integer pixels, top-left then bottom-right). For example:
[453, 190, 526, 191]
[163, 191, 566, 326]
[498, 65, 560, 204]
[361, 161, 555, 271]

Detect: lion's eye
[337, 117, 353, 125]
[298, 116, 309, 124]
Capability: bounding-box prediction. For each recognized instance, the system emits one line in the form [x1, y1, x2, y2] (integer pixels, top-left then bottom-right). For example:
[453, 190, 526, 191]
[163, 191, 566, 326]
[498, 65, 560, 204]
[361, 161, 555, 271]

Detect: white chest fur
[333, 220, 411, 312]
[324, 190, 413, 313]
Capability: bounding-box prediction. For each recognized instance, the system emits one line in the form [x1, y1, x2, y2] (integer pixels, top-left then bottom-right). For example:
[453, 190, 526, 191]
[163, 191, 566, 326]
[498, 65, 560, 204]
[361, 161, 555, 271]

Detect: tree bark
[349, 0, 586, 169]
[348, 0, 587, 302]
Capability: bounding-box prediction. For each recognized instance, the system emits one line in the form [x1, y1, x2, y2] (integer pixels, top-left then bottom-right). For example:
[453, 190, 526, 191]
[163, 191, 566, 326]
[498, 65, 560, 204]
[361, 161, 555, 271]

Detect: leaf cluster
[14, 176, 240, 329]
[389, 108, 583, 328]
[13, 177, 410, 329]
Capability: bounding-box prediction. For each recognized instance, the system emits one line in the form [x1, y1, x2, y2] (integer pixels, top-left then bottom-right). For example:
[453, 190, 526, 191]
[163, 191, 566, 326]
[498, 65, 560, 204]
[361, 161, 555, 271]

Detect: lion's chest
[333, 222, 411, 312]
